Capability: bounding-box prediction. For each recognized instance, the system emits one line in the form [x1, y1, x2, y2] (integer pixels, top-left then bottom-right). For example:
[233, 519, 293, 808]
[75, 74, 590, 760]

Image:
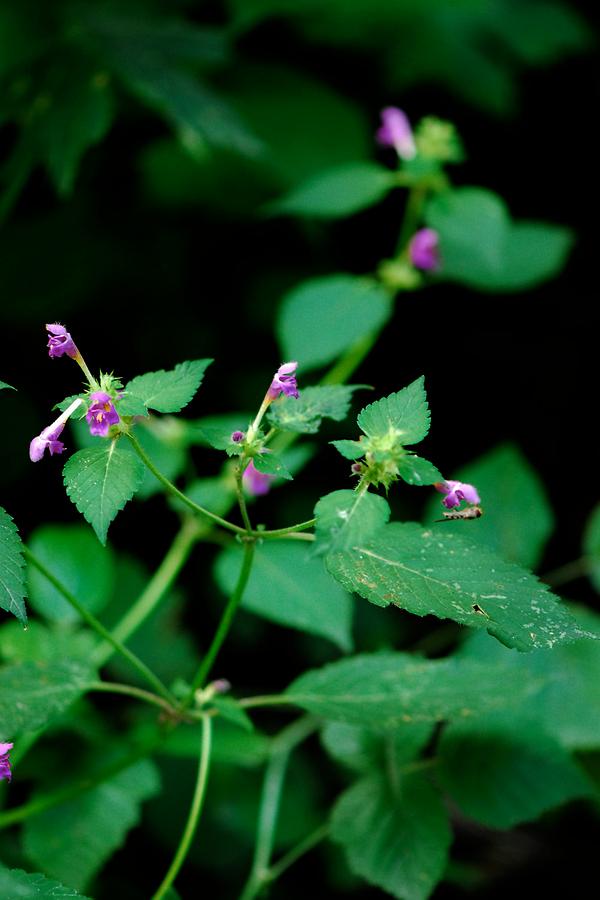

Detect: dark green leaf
[214, 542, 353, 651]
[0, 660, 93, 736]
[268, 162, 396, 218]
[0, 866, 90, 898]
[125, 359, 212, 414]
[397, 454, 442, 486]
[0, 620, 95, 665]
[583, 504, 600, 592]
[327, 522, 591, 651]
[0, 506, 27, 623]
[314, 489, 390, 555]
[63, 440, 145, 545]
[252, 452, 292, 480]
[267, 385, 364, 434]
[277, 274, 391, 371]
[321, 720, 434, 774]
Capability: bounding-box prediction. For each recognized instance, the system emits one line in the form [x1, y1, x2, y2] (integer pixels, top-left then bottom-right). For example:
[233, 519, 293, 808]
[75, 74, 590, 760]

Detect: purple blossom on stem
[86, 391, 120, 437]
[46, 323, 78, 359]
[243, 460, 274, 496]
[376, 107, 416, 160]
[29, 397, 83, 463]
[409, 228, 440, 271]
[268, 361, 299, 400]
[435, 480, 480, 509]
[0, 742, 13, 782]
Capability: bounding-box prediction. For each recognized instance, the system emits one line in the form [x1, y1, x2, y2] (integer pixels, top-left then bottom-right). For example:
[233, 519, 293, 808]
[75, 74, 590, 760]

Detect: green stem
[88, 680, 178, 716]
[94, 517, 200, 667]
[239, 716, 319, 900]
[268, 823, 330, 882]
[396, 185, 427, 256]
[239, 694, 296, 710]
[73, 352, 99, 390]
[184, 541, 256, 705]
[126, 432, 246, 536]
[151, 716, 213, 900]
[24, 548, 175, 705]
[258, 518, 316, 539]
[236, 464, 254, 534]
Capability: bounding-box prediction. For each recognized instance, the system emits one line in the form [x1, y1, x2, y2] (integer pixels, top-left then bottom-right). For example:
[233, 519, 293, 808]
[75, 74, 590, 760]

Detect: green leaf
[330, 439, 364, 460]
[286, 652, 548, 728]
[438, 713, 592, 828]
[331, 773, 451, 900]
[23, 759, 160, 891]
[321, 720, 434, 774]
[277, 274, 391, 371]
[0, 866, 90, 898]
[27, 524, 115, 624]
[197, 424, 243, 455]
[426, 188, 573, 292]
[583, 504, 600, 591]
[252, 452, 292, 480]
[327, 522, 591, 651]
[63, 440, 145, 545]
[0, 620, 95, 665]
[0, 380, 15, 390]
[425, 443, 554, 569]
[125, 359, 212, 413]
[183, 413, 251, 447]
[0, 506, 27, 624]
[397, 454, 442, 486]
[357, 377, 430, 445]
[267, 384, 364, 434]
[0, 659, 93, 736]
[211, 696, 254, 732]
[268, 162, 396, 218]
[116, 393, 149, 417]
[54, 393, 87, 413]
[314, 489, 390, 555]
[214, 542, 353, 651]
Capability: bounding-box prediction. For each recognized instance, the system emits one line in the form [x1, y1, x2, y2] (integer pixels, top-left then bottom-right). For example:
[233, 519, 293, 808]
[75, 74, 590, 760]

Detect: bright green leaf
[0, 866, 90, 898]
[214, 542, 353, 651]
[0, 659, 93, 736]
[314, 489, 390, 555]
[252, 452, 292, 480]
[330, 439, 364, 460]
[267, 385, 365, 434]
[357, 377, 430, 444]
[268, 161, 396, 218]
[438, 713, 592, 828]
[27, 524, 115, 624]
[63, 440, 145, 545]
[327, 522, 591, 651]
[0, 506, 27, 624]
[125, 359, 212, 413]
[286, 652, 548, 728]
[331, 773, 451, 900]
[116, 393, 149, 417]
[277, 274, 391, 371]
[0, 380, 15, 390]
[397, 454, 442, 486]
[23, 759, 160, 891]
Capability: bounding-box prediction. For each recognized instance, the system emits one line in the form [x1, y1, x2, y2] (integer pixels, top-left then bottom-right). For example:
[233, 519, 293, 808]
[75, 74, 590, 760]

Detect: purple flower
[46, 323, 78, 359]
[409, 228, 440, 271]
[376, 107, 416, 160]
[435, 480, 481, 509]
[0, 742, 13, 783]
[86, 391, 120, 437]
[268, 362, 299, 400]
[29, 423, 65, 462]
[243, 460, 274, 496]
[231, 430, 245, 443]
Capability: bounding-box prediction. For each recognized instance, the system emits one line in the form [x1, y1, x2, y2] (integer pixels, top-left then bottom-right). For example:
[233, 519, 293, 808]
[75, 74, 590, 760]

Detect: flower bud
[376, 107, 416, 160]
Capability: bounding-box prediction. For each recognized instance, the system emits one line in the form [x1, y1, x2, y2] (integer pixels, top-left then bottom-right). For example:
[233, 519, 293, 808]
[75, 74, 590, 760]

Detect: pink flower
[435, 480, 480, 509]
[267, 362, 299, 400]
[243, 460, 274, 496]
[0, 742, 13, 782]
[86, 391, 120, 437]
[46, 323, 78, 359]
[376, 107, 416, 160]
[29, 397, 83, 462]
[409, 228, 440, 271]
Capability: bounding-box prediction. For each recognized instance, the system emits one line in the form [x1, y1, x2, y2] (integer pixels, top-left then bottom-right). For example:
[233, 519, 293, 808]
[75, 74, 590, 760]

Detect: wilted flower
[267, 362, 299, 400]
[0, 742, 13, 782]
[29, 397, 83, 462]
[46, 323, 78, 359]
[243, 460, 274, 496]
[86, 391, 120, 437]
[376, 107, 416, 160]
[409, 228, 440, 271]
[435, 480, 480, 509]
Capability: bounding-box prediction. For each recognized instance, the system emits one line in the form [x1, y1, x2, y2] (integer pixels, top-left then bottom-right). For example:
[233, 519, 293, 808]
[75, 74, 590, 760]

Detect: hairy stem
[151, 716, 213, 900]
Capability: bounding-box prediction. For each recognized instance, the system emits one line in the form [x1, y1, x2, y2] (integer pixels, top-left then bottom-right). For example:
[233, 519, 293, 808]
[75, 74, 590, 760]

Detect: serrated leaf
[0, 659, 93, 736]
[438, 713, 592, 828]
[425, 443, 554, 569]
[0, 506, 27, 623]
[314, 489, 390, 555]
[357, 377, 430, 445]
[397, 454, 442, 485]
[321, 720, 434, 775]
[268, 161, 396, 218]
[252, 451, 292, 480]
[286, 652, 548, 728]
[125, 359, 212, 413]
[214, 542, 353, 651]
[330, 439, 364, 460]
[267, 385, 364, 434]
[27, 524, 115, 624]
[327, 522, 591, 651]
[331, 773, 451, 900]
[23, 759, 160, 891]
[54, 393, 87, 413]
[0, 866, 90, 898]
[63, 441, 145, 545]
[0, 380, 15, 390]
[277, 274, 392, 371]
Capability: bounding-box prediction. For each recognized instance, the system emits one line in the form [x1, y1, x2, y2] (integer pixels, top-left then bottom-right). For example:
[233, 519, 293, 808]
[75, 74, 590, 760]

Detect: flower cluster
[0, 742, 13, 783]
[435, 480, 480, 509]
